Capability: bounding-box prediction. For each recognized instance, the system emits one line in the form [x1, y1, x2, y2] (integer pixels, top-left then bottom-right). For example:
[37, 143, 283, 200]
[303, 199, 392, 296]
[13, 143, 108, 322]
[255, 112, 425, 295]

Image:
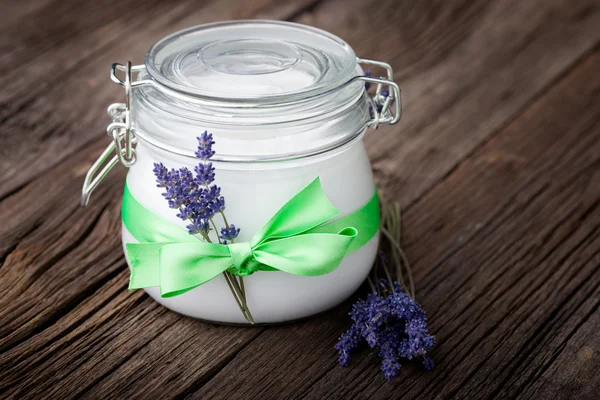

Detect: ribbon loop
[227, 241, 255, 276]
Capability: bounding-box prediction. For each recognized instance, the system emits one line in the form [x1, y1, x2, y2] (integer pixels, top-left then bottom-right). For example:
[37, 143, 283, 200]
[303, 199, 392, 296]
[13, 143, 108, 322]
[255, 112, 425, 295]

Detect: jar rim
[144, 20, 359, 105]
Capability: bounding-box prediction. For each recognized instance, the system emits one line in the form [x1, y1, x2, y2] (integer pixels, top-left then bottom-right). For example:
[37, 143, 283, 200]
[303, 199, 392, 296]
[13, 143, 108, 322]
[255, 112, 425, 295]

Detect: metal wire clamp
[81, 62, 145, 206]
[355, 58, 401, 129]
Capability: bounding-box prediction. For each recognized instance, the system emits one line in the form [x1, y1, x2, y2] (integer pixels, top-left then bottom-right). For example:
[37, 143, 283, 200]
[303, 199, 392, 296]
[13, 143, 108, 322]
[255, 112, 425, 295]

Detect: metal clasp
[81, 62, 146, 206]
[356, 58, 401, 129]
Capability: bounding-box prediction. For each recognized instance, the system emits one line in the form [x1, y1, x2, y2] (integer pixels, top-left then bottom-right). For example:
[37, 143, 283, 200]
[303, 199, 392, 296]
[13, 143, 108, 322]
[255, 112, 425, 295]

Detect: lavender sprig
[335, 198, 434, 380]
[335, 280, 435, 380]
[153, 130, 254, 324]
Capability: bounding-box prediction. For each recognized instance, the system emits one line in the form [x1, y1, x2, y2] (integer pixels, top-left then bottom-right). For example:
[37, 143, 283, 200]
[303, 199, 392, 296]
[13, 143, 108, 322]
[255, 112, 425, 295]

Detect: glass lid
[145, 20, 358, 103]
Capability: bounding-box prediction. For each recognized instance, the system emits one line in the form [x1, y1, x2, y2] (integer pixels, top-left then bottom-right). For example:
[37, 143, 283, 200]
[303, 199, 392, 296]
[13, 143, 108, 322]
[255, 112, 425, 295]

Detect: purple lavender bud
[195, 163, 215, 185]
[154, 130, 241, 249]
[187, 218, 210, 236]
[185, 224, 196, 235]
[213, 196, 225, 213]
[195, 131, 216, 160]
[381, 89, 389, 97]
[364, 71, 372, 90]
[203, 185, 225, 216]
[205, 185, 221, 201]
[423, 356, 435, 371]
[177, 207, 191, 221]
[379, 344, 401, 381]
[153, 162, 169, 187]
[368, 104, 384, 118]
[334, 325, 360, 367]
[366, 331, 378, 348]
[220, 225, 240, 241]
[381, 358, 401, 381]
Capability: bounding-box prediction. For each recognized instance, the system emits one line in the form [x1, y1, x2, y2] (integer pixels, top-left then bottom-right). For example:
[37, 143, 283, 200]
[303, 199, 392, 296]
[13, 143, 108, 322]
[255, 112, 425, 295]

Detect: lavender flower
[362, 71, 389, 98]
[335, 280, 435, 380]
[220, 225, 240, 242]
[194, 163, 215, 185]
[364, 71, 372, 90]
[152, 131, 239, 240]
[153, 131, 252, 322]
[423, 356, 435, 371]
[195, 130, 216, 159]
[336, 325, 360, 367]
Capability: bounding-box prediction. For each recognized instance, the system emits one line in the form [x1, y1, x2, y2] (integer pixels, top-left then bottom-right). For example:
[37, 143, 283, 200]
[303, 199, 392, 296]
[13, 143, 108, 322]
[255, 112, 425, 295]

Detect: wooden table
[1, 0, 599, 398]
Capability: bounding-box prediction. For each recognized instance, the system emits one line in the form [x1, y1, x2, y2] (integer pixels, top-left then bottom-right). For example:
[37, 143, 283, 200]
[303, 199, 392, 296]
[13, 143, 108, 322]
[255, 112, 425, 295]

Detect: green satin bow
[124, 178, 379, 297]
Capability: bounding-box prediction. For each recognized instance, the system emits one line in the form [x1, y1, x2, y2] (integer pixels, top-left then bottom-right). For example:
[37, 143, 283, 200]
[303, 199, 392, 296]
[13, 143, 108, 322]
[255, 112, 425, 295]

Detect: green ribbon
[124, 178, 379, 297]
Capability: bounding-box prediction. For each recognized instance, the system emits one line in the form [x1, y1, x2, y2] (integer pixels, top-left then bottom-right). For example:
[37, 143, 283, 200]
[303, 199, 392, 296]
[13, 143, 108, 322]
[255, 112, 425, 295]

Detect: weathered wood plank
[0, 0, 161, 76]
[516, 294, 600, 399]
[189, 50, 600, 399]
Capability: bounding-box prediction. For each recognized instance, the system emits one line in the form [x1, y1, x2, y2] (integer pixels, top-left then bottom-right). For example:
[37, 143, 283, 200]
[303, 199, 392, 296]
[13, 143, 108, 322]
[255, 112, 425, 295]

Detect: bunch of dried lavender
[153, 131, 253, 324]
[335, 198, 435, 380]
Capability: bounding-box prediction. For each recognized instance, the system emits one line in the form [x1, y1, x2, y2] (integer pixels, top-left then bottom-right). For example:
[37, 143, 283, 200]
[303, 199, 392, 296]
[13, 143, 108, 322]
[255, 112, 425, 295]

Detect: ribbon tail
[252, 228, 357, 276]
[158, 242, 233, 297]
[127, 242, 171, 290]
[308, 187, 380, 254]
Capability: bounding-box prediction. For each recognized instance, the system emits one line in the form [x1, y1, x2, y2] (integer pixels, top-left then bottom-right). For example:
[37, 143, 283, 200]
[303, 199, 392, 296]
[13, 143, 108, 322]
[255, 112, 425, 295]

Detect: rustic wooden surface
[1, 0, 599, 398]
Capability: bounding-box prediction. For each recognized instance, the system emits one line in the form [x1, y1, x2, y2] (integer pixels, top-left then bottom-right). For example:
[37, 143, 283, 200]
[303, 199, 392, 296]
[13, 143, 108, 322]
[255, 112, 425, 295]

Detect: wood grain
[1, 0, 599, 399]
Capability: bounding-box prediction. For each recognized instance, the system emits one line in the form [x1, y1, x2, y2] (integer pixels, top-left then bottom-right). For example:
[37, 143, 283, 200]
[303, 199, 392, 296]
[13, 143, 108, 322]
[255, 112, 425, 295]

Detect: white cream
[123, 137, 378, 324]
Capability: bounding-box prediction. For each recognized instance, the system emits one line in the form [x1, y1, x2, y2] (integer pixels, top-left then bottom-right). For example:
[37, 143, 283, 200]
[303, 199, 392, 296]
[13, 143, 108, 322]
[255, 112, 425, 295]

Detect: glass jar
[82, 21, 401, 324]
